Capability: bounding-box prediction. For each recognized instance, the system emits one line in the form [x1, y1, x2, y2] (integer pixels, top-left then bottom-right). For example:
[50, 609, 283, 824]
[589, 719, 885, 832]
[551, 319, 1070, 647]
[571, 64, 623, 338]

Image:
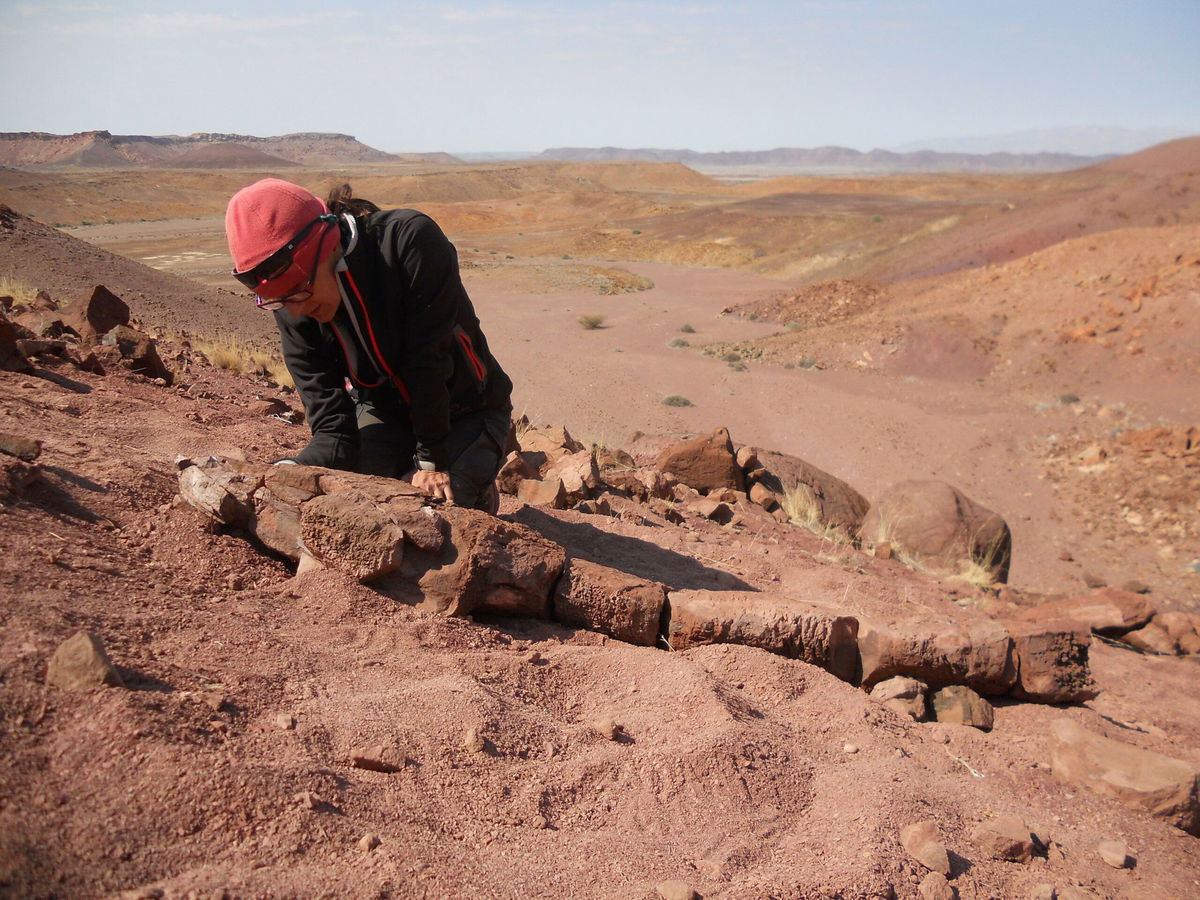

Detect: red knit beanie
[225, 178, 330, 277]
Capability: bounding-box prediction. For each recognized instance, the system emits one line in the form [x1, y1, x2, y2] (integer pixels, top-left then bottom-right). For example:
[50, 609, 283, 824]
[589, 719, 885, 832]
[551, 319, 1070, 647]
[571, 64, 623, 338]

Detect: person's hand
[412, 469, 455, 504]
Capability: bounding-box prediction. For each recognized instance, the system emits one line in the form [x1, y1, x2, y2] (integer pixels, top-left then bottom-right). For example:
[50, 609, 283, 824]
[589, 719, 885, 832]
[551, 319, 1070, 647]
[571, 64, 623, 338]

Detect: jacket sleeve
[273, 310, 360, 469]
[390, 214, 460, 470]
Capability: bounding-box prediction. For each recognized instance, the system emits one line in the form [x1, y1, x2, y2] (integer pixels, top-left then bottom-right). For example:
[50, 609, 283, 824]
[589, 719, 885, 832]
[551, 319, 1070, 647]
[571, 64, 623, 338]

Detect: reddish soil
[2, 142, 1200, 898]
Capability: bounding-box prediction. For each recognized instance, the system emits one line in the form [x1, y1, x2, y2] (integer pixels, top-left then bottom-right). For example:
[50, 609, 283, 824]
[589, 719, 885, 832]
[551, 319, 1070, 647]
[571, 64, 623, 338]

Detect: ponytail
[326, 183, 380, 217]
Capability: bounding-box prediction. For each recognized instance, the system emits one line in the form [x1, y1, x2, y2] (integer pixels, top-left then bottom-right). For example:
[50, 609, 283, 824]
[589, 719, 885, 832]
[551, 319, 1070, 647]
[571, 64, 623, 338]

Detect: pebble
[900, 821, 951, 876]
[1097, 839, 1131, 868]
[529, 814, 548, 829]
[1028, 885, 1056, 900]
[275, 713, 296, 731]
[843, 743, 859, 754]
[592, 716, 620, 741]
[928, 726, 951, 744]
[655, 881, 697, 900]
[357, 832, 381, 853]
[970, 815, 1034, 863]
[349, 745, 407, 773]
[463, 728, 487, 753]
[294, 791, 320, 810]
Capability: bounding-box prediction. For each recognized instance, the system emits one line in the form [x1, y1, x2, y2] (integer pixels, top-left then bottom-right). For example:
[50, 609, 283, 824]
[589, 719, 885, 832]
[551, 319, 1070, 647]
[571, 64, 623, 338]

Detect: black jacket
[275, 209, 512, 471]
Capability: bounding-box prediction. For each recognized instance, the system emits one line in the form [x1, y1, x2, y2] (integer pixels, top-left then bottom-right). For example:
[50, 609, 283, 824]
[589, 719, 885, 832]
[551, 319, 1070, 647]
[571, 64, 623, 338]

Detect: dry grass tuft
[781, 482, 853, 544]
[0, 274, 42, 309]
[188, 335, 294, 388]
[578, 314, 606, 330]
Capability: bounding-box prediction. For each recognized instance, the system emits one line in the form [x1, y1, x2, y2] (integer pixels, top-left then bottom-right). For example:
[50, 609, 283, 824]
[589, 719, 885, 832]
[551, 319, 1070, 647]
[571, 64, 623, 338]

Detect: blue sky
[0, 0, 1196, 153]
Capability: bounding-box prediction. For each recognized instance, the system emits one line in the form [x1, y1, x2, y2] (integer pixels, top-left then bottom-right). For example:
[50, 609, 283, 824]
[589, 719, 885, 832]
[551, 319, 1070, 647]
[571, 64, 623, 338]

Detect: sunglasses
[231, 214, 336, 292]
[254, 248, 319, 312]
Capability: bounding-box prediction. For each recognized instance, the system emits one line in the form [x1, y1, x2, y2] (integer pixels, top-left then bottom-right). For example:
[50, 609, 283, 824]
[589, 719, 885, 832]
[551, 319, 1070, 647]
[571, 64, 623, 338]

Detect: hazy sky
[1, 0, 1197, 153]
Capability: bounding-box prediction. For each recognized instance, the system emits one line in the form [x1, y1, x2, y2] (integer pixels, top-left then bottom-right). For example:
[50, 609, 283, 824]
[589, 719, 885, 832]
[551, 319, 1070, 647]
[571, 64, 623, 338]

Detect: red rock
[1007, 624, 1097, 703]
[899, 820, 951, 876]
[518, 425, 583, 464]
[496, 451, 535, 495]
[687, 497, 734, 524]
[931, 685, 994, 730]
[46, 631, 125, 691]
[177, 458, 265, 527]
[392, 507, 565, 618]
[100, 324, 173, 383]
[857, 617, 1017, 695]
[553, 558, 666, 646]
[749, 482, 779, 511]
[860, 480, 1011, 582]
[754, 448, 870, 538]
[970, 815, 1034, 863]
[869, 676, 928, 720]
[667, 590, 859, 682]
[1158, 611, 1200, 644]
[1121, 621, 1178, 655]
[735, 445, 760, 470]
[655, 881, 697, 900]
[1097, 840, 1131, 869]
[1048, 717, 1200, 835]
[66, 284, 130, 342]
[0, 432, 41, 462]
[544, 449, 600, 504]
[917, 871, 955, 900]
[0, 308, 33, 373]
[248, 397, 289, 417]
[1017, 587, 1155, 636]
[653, 426, 744, 493]
[516, 476, 567, 509]
[299, 490, 409, 580]
[349, 744, 407, 773]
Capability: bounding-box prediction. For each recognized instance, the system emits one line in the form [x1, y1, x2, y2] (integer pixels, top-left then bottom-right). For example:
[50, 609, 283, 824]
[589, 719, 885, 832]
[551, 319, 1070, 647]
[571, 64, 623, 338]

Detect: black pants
[356, 402, 511, 510]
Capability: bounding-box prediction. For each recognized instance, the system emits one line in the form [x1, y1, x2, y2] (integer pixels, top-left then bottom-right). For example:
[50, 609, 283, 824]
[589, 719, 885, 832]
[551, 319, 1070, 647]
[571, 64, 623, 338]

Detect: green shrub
[661, 395, 694, 407]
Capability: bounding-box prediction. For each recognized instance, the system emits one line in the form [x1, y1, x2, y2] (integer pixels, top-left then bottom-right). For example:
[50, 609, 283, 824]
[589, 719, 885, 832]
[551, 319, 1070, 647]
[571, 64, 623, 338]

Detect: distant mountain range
[890, 125, 1193, 156]
[536, 145, 1110, 174]
[0, 131, 461, 169]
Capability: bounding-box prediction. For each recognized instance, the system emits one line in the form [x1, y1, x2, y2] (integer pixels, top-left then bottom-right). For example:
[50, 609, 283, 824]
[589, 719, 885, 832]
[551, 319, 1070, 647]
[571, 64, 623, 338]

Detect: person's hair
[326, 183, 380, 217]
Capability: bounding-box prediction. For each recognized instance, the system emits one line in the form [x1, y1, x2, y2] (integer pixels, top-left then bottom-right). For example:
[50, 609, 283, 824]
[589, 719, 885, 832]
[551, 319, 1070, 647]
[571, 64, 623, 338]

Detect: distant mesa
[537, 144, 1114, 174]
[0, 130, 461, 169]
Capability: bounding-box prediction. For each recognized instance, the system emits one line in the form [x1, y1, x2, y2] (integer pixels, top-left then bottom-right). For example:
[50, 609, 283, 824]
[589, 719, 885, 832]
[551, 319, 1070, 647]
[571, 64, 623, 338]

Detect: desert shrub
[578, 314, 606, 330]
[728, 360, 747, 372]
[797, 357, 818, 369]
[872, 215, 883, 223]
[668, 338, 689, 348]
[632, 229, 642, 235]
[661, 395, 693, 407]
[561, 254, 573, 260]
[721, 351, 742, 363]
[787, 321, 803, 331]
[679, 323, 696, 333]
[505, 255, 515, 259]
[746, 312, 758, 321]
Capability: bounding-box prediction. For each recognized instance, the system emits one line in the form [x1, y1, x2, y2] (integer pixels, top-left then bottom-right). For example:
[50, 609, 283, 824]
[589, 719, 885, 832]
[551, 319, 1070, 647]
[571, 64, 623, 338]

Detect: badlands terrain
[0, 135, 1198, 899]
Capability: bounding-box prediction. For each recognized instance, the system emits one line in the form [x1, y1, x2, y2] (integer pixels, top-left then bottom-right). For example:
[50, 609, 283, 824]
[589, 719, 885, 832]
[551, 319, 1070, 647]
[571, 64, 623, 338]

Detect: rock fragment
[1007, 624, 1097, 703]
[1018, 588, 1155, 636]
[1097, 839, 1131, 869]
[516, 476, 568, 509]
[918, 871, 956, 900]
[900, 820, 951, 876]
[931, 685, 994, 731]
[349, 745, 407, 773]
[46, 631, 124, 691]
[970, 815, 1034, 862]
[357, 832, 381, 853]
[462, 727, 487, 753]
[653, 426, 743, 493]
[1048, 717, 1200, 834]
[870, 676, 928, 720]
[1028, 885, 1056, 900]
[0, 432, 41, 462]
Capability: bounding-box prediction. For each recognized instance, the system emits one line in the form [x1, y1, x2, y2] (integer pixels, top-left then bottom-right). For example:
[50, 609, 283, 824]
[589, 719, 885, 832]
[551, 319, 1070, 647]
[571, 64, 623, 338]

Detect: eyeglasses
[254, 249, 318, 311]
[231, 214, 336, 291]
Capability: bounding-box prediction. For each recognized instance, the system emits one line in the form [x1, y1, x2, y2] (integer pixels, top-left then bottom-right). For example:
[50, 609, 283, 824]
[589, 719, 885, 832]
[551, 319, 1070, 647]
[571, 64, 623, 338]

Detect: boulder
[653, 426, 744, 493]
[66, 284, 130, 343]
[1157, 612, 1200, 653]
[553, 558, 666, 646]
[1048, 717, 1200, 835]
[1007, 624, 1097, 703]
[970, 816, 1034, 863]
[517, 426, 583, 466]
[46, 631, 124, 691]
[754, 448, 870, 538]
[931, 685, 994, 731]
[1017, 588, 1155, 636]
[859, 480, 1011, 583]
[856, 617, 1017, 695]
[0, 308, 33, 373]
[869, 676, 928, 720]
[0, 432, 41, 462]
[667, 590, 859, 682]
